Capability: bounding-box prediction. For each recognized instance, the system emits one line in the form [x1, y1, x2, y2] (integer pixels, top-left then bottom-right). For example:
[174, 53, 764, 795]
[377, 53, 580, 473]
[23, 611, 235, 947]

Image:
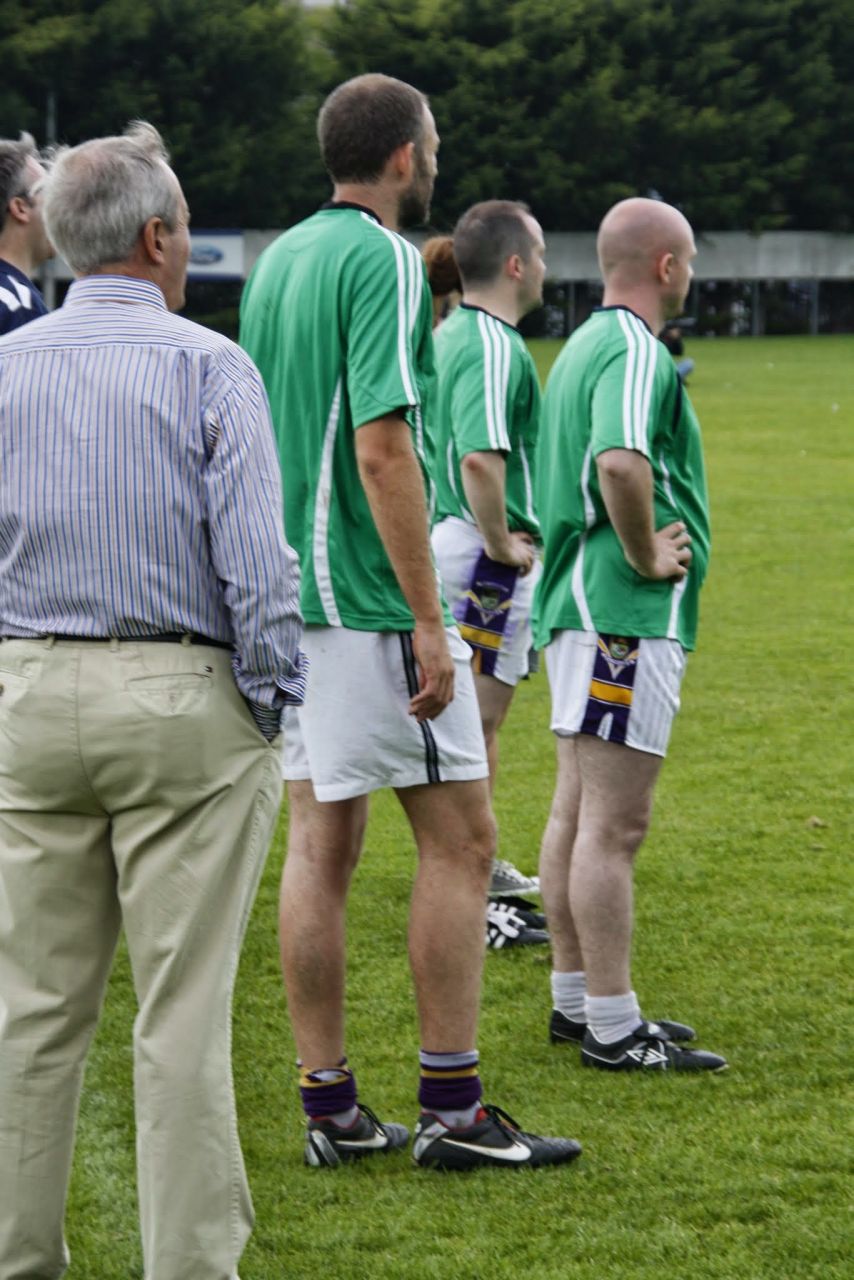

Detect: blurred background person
[422, 232, 462, 327]
[0, 132, 52, 334]
[660, 321, 694, 382]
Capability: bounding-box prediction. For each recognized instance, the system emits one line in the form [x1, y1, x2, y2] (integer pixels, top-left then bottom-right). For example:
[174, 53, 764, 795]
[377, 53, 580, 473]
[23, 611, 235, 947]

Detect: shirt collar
[460, 302, 520, 334]
[64, 275, 169, 311]
[593, 304, 654, 335]
[320, 200, 383, 225]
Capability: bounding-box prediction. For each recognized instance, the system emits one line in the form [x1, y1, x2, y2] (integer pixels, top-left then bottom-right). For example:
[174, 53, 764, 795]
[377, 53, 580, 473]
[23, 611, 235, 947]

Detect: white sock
[432, 1102, 481, 1129]
[551, 970, 587, 1022]
[328, 1106, 360, 1127]
[585, 991, 642, 1045]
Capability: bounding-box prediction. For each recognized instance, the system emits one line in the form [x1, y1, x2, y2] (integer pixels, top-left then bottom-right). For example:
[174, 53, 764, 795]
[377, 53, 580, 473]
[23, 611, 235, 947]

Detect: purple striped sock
[298, 1057, 357, 1119]
[418, 1049, 481, 1113]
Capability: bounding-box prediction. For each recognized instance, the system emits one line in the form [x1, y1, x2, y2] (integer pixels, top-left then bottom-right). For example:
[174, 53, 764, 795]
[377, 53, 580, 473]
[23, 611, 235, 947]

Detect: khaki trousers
[0, 638, 282, 1280]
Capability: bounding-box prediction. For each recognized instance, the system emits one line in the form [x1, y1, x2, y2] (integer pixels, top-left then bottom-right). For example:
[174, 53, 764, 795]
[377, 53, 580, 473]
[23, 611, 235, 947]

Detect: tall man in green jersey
[430, 200, 546, 908]
[535, 197, 727, 1072]
[241, 74, 580, 1171]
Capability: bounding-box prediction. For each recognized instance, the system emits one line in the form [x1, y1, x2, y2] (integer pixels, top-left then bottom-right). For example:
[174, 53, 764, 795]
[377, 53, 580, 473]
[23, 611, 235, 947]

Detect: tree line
[2, 0, 852, 234]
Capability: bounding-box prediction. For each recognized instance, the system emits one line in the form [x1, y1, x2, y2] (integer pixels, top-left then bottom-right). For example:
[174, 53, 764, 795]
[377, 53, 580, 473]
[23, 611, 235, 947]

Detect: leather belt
[1, 632, 233, 651]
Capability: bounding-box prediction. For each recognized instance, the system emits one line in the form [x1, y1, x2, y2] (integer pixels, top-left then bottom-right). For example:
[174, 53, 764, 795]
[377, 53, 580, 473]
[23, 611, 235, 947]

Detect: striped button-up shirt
[0, 275, 305, 717]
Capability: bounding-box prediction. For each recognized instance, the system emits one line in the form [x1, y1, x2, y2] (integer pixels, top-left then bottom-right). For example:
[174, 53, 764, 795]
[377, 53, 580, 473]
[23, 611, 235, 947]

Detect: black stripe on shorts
[399, 632, 441, 785]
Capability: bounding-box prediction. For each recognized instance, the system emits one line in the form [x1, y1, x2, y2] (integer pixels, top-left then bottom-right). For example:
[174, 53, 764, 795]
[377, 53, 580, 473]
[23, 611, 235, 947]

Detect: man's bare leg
[278, 780, 368, 1069]
[397, 778, 495, 1050]
[474, 672, 539, 900]
[538, 735, 584, 971]
[566, 736, 728, 1070]
[569, 736, 660, 996]
[473, 673, 515, 795]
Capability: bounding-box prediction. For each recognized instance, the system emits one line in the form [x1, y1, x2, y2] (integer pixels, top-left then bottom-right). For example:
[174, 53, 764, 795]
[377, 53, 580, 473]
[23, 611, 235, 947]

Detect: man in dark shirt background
[0, 132, 52, 334]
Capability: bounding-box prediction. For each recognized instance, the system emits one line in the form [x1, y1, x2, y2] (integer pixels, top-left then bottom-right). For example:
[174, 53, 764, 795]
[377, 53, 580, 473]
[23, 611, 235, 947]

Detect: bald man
[533, 198, 727, 1072]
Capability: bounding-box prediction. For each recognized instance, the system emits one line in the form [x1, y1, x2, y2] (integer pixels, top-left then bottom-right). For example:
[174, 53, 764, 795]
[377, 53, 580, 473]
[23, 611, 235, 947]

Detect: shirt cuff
[276, 648, 309, 706]
[248, 702, 283, 742]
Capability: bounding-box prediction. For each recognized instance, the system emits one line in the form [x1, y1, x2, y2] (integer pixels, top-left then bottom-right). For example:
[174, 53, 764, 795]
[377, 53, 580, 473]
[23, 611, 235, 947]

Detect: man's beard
[398, 150, 433, 228]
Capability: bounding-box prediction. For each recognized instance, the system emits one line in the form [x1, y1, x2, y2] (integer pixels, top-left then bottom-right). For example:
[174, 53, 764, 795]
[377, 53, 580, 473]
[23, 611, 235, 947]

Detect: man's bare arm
[460, 450, 534, 573]
[356, 412, 453, 720]
[596, 448, 692, 580]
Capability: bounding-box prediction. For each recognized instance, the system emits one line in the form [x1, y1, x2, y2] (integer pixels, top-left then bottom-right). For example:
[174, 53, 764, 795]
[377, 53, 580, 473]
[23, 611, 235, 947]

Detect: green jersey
[534, 306, 710, 651]
[431, 305, 541, 537]
[240, 204, 439, 630]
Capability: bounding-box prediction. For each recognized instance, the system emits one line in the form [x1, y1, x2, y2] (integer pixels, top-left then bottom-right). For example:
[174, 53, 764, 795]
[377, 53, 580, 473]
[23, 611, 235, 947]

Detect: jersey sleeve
[345, 231, 426, 429]
[450, 312, 515, 456]
[591, 331, 668, 461]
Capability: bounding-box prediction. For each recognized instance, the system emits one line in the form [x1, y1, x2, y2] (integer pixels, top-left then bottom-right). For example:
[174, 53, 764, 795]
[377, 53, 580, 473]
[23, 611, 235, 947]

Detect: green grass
[67, 336, 852, 1278]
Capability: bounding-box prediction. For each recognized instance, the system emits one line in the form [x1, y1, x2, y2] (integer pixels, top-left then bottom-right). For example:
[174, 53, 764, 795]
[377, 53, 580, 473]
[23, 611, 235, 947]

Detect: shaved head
[597, 197, 696, 324]
[597, 197, 694, 283]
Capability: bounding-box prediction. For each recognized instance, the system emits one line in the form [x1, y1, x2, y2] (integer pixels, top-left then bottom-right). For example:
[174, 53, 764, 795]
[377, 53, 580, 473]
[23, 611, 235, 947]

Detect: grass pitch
[67, 336, 852, 1278]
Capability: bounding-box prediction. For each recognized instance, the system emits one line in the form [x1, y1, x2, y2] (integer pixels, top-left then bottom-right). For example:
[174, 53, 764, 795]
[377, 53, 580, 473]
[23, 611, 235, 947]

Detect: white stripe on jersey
[313, 377, 343, 626]
[571, 533, 595, 632]
[495, 321, 512, 451]
[490, 315, 512, 451]
[365, 215, 417, 408]
[519, 438, 535, 525]
[570, 447, 596, 630]
[666, 575, 687, 640]
[632, 318, 650, 452]
[477, 312, 512, 452]
[477, 311, 498, 449]
[10, 278, 31, 308]
[0, 278, 33, 314]
[617, 309, 638, 449]
[446, 438, 459, 498]
[617, 310, 658, 454]
[659, 443, 684, 639]
[579, 444, 596, 528]
[498, 317, 511, 447]
[401, 235, 424, 336]
[413, 404, 425, 461]
[627, 312, 658, 454]
[659, 450, 675, 505]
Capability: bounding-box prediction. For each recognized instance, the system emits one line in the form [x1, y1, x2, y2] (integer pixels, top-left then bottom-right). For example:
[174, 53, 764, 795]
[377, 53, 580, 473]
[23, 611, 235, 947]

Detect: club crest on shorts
[463, 584, 513, 625]
[597, 635, 640, 681]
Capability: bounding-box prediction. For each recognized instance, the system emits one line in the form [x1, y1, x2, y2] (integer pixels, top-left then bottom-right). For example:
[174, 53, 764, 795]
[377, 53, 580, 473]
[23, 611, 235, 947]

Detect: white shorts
[281, 625, 488, 801]
[545, 629, 687, 758]
[431, 516, 541, 687]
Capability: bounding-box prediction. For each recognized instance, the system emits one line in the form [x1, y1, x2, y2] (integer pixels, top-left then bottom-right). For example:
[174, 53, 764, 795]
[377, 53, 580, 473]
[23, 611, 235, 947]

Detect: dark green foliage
[321, 0, 854, 232]
[0, 2, 851, 232]
[0, 0, 324, 226]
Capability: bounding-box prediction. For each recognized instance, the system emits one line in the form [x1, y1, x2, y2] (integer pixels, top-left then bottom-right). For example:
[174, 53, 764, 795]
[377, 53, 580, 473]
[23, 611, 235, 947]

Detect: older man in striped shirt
[0, 122, 304, 1280]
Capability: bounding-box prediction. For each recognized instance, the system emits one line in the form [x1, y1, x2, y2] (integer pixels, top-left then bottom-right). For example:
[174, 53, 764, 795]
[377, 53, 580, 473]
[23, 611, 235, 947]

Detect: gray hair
[0, 133, 40, 230]
[43, 121, 182, 273]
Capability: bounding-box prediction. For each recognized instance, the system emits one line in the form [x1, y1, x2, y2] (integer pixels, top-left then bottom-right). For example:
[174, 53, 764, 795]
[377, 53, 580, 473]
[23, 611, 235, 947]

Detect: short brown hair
[318, 74, 426, 183]
[453, 200, 536, 287]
